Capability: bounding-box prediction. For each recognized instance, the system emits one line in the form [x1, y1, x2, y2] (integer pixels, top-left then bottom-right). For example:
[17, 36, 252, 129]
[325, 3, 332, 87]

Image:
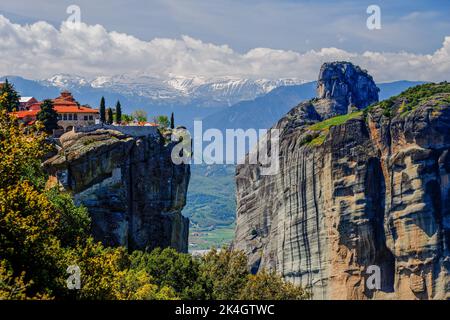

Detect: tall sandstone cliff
[45, 126, 190, 252]
[234, 62, 450, 299]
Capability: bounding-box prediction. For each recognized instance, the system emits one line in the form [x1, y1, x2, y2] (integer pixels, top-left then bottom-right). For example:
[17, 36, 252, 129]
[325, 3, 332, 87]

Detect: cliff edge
[234, 62, 450, 299]
[45, 127, 190, 253]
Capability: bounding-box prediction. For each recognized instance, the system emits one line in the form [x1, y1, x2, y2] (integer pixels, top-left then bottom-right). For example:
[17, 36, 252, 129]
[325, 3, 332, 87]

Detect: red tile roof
[11, 91, 99, 120]
[11, 109, 39, 119]
[54, 106, 99, 114]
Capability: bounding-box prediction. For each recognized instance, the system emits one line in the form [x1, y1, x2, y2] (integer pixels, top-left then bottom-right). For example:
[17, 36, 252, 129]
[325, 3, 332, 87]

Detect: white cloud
[0, 14, 449, 82]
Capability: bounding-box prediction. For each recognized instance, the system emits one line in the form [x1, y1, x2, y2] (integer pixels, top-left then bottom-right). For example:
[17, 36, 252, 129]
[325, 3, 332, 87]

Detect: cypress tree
[170, 112, 175, 129]
[37, 99, 59, 134]
[99, 97, 106, 123]
[116, 101, 122, 124]
[0, 78, 21, 112]
[106, 107, 113, 125]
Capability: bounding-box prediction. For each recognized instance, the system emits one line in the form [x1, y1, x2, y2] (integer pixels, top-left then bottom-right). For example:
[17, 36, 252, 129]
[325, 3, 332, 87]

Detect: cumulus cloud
[0, 14, 449, 82]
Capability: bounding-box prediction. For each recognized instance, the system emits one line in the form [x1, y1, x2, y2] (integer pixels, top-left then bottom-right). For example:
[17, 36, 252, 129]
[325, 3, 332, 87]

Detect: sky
[0, 0, 450, 82]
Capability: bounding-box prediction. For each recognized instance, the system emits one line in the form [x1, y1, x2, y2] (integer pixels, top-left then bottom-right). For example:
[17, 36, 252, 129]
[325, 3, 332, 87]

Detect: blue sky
[1, 0, 449, 53]
[1, 0, 450, 81]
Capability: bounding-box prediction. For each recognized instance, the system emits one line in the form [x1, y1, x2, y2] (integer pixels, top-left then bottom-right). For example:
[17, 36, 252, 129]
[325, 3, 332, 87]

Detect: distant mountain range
[1, 74, 425, 131]
[45, 74, 306, 107]
[2, 74, 305, 107]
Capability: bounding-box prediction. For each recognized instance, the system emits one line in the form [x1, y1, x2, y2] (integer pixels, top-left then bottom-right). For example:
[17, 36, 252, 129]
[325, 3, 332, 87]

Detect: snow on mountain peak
[42, 74, 306, 106]
[166, 76, 207, 94]
[45, 74, 90, 88]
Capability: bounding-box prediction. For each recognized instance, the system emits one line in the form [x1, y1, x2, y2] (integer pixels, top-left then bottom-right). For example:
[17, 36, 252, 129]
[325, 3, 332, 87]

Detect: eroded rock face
[234, 63, 450, 300]
[45, 128, 190, 252]
[316, 61, 379, 116]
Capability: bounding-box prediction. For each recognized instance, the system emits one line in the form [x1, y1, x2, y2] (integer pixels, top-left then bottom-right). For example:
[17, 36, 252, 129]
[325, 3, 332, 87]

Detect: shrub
[239, 270, 311, 300]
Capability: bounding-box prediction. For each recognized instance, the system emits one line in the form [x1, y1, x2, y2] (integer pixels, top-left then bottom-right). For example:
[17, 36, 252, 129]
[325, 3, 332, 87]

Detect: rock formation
[234, 62, 450, 299]
[45, 126, 190, 252]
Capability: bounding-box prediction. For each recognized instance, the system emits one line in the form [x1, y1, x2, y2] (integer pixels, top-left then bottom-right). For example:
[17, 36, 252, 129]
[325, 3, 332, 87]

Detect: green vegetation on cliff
[306, 111, 363, 146]
[367, 82, 450, 118]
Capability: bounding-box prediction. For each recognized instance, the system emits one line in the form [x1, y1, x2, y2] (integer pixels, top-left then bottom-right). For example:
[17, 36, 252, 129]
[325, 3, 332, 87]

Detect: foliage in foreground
[0, 79, 20, 112]
[0, 110, 309, 300]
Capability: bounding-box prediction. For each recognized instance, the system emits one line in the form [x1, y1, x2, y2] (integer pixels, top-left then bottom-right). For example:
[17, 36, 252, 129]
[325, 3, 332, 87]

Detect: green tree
[116, 268, 179, 300]
[0, 181, 65, 295]
[116, 101, 122, 124]
[0, 110, 49, 189]
[0, 111, 88, 298]
[239, 270, 311, 300]
[131, 109, 147, 123]
[99, 97, 106, 123]
[121, 114, 133, 124]
[0, 79, 21, 112]
[170, 112, 175, 129]
[37, 99, 59, 134]
[0, 259, 50, 300]
[0, 93, 7, 110]
[129, 248, 207, 299]
[156, 115, 170, 129]
[106, 108, 114, 125]
[46, 189, 91, 248]
[199, 248, 249, 299]
[199, 248, 310, 300]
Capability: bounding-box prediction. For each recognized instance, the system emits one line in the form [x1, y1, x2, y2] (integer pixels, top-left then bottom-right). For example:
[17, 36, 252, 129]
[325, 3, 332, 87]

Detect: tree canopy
[106, 107, 114, 125]
[116, 101, 122, 124]
[37, 99, 59, 134]
[131, 109, 147, 123]
[0, 79, 21, 112]
[99, 97, 106, 123]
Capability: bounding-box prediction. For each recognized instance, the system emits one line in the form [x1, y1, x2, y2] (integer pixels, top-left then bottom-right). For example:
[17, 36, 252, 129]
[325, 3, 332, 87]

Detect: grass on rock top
[308, 111, 363, 131]
[372, 82, 450, 117]
[307, 111, 363, 146]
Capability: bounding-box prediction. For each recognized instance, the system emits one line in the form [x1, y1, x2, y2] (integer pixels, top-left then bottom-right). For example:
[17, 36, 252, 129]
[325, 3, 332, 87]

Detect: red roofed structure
[12, 91, 100, 132]
[10, 109, 40, 125]
[19, 97, 39, 111]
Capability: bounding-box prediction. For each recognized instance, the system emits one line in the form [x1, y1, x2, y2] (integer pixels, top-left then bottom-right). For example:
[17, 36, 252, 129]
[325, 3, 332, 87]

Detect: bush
[129, 248, 207, 299]
[46, 189, 91, 247]
[239, 271, 311, 300]
[199, 248, 249, 300]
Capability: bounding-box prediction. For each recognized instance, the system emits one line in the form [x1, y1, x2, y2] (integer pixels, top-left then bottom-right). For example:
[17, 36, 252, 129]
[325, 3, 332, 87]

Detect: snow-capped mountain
[40, 74, 306, 107]
[45, 74, 90, 88]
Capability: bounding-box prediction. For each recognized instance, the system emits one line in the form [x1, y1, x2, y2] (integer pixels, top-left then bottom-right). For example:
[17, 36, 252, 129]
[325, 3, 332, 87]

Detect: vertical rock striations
[45, 127, 190, 252]
[234, 62, 450, 299]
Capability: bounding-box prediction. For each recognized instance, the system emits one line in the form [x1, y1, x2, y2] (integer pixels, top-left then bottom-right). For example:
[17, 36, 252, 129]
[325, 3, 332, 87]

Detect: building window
[74, 114, 78, 121]
[63, 114, 67, 120]
[89, 115, 93, 121]
[84, 115, 88, 121]
[69, 114, 73, 121]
